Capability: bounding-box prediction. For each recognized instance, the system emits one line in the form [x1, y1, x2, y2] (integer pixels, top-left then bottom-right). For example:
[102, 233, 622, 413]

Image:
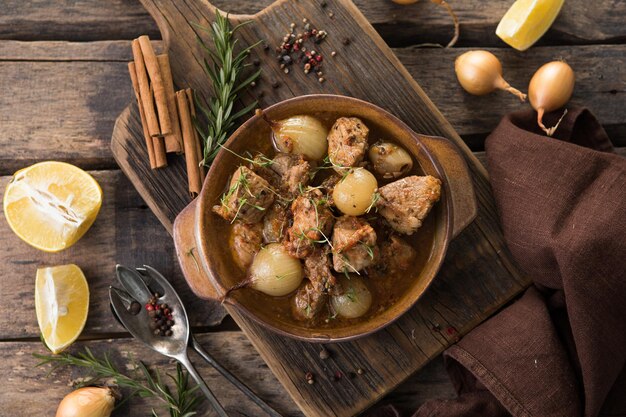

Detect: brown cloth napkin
[381, 108, 626, 417]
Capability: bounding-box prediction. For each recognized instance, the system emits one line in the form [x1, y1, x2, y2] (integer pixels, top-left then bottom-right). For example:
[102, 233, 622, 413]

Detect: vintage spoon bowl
[110, 265, 228, 417]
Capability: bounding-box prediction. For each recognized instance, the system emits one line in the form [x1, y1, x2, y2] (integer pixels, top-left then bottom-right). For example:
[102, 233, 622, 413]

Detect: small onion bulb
[528, 61, 575, 136]
[331, 275, 372, 319]
[266, 114, 328, 161]
[368, 142, 413, 179]
[247, 243, 303, 296]
[56, 387, 115, 417]
[333, 168, 378, 216]
[455, 50, 526, 101]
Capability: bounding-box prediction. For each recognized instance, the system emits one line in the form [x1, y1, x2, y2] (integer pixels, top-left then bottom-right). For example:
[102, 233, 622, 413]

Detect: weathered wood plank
[0, 334, 456, 416]
[1, 0, 625, 47]
[0, 171, 227, 340]
[1, 41, 624, 175]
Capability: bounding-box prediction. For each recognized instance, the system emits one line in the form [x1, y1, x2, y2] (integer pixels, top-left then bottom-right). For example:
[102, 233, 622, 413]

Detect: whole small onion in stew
[333, 168, 378, 216]
[248, 243, 303, 296]
[368, 141, 413, 179]
[331, 275, 372, 319]
[269, 115, 329, 161]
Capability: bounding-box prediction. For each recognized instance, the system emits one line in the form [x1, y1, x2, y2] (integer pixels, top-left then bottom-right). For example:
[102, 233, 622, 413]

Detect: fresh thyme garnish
[34, 348, 201, 417]
[365, 191, 380, 214]
[194, 11, 261, 167]
[345, 287, 357, 302]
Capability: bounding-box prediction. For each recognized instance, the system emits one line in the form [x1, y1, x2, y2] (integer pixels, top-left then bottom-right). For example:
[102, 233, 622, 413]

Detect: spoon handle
[191, 336, 283, 417]
[178, 354, 229, 417]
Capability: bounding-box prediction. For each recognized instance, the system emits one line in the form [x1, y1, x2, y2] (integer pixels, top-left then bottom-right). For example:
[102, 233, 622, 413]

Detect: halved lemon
[3, 161, 102, 252]
[496, 0, 565, 51]
[35, 264, 90, 354]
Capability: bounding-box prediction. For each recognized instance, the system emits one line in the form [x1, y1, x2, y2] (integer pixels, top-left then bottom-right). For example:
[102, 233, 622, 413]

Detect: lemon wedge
[3, 161, 102, 252]
[35, 264, 90, 354]
[496, 0, 565, 51]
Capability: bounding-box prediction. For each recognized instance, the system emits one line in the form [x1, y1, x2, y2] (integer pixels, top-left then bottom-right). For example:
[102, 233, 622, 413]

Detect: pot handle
[417, 135, 478, 238]
[173, 199, 221, 300]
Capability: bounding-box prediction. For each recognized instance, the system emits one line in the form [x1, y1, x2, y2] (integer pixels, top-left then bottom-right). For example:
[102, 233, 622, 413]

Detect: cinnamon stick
[185, 88, 205, 182]
[177, 90, 202, 196]
[157, 54, 183, 153]
[130, 39, 160, 138]
[137, 35, 172, 136]
[128, 62, 156, 169]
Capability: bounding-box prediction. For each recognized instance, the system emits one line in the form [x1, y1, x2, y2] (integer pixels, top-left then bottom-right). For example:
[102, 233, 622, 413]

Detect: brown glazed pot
[173, 94, 477, 342]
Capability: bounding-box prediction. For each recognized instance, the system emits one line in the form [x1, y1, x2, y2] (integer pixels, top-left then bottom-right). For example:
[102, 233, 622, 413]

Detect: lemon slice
[35, 264, 90, 354]
[496, 0, 565, 51]
[3, 161, 102, 252]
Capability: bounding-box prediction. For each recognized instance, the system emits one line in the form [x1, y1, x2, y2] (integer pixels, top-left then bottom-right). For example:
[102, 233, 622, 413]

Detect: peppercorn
[356, 368, 364, 375]
[272, 80, 280, 89]
[129, 301, 141, 315]
[319, 348, 329, 360]
[342, 37, 351, 45]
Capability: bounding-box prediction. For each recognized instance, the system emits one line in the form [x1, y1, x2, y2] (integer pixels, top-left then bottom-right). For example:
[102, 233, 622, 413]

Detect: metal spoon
[110, 265, 281, 417]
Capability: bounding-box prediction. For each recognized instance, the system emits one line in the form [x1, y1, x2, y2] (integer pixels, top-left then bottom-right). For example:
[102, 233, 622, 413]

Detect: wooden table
[1, 1, 624, 415]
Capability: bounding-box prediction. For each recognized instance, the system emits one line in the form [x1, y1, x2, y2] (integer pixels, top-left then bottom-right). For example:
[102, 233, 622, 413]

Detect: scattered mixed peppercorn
[275, 19, 335, 83]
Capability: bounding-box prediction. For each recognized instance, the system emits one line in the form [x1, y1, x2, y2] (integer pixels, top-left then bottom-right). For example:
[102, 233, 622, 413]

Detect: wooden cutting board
[111, 0, 529, 415]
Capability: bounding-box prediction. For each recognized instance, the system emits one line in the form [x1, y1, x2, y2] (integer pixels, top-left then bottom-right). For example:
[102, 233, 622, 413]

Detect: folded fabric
[412, 108, 626, 417]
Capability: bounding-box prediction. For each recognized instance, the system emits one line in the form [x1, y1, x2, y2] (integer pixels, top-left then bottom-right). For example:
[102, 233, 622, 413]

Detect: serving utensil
[109, 264, 281, 417]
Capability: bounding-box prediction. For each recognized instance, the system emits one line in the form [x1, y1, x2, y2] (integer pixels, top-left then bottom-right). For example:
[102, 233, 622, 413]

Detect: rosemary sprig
[194, 11, 261, 167]
[34, 348, 201, 417]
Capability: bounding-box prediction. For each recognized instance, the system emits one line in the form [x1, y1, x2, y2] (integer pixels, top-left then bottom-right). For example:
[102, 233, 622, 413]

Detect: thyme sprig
[194, 10, 261, 167]
[34, 348, 201, 417]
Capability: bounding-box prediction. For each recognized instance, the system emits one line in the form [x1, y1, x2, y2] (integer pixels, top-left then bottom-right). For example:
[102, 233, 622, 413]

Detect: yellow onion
[529, 61, 575, 136]
[333, 168, 378, 216]
[260, 111, 328, 161]
[455, 50, 526, 101]
[56, 387, 115, 417]
[331, 275, 372, 319]
[247, 243, 303, 296]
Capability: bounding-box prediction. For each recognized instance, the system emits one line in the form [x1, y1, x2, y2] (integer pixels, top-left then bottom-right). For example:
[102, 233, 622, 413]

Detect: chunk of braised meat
[377, 175, 441, 235]
[283, 189, 335, 259]
[213, 166, 275, 224]
[318, 173, 342, 206]
[229, 221, 263, 270]
[305, 248, 340, 294]
[378, 235, 416, 275]
[327, 117, 369, 169]
[292, 282, 327, 321]
[292, 249, 339, 321]
[273, 153, 311, 197]
[248, 154, 281, 189]
[262, 202, 289, 244]
[331, 216, 378, 273]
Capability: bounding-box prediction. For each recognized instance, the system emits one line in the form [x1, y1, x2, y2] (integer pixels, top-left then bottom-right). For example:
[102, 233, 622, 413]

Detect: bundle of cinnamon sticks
[128, 35, 205, 196]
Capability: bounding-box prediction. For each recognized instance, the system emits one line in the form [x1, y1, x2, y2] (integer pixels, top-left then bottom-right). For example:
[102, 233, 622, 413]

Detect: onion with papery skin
[264, 113, 328, 161]
[455, 50, 526, 102]
[331, 275, 372, 319]
[56, 387, 115, 417]
[529, 61, 575, 136]
[247, 243, 303, 296]
[333, 168, 378, 216]
[369, 142, 413, 179]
